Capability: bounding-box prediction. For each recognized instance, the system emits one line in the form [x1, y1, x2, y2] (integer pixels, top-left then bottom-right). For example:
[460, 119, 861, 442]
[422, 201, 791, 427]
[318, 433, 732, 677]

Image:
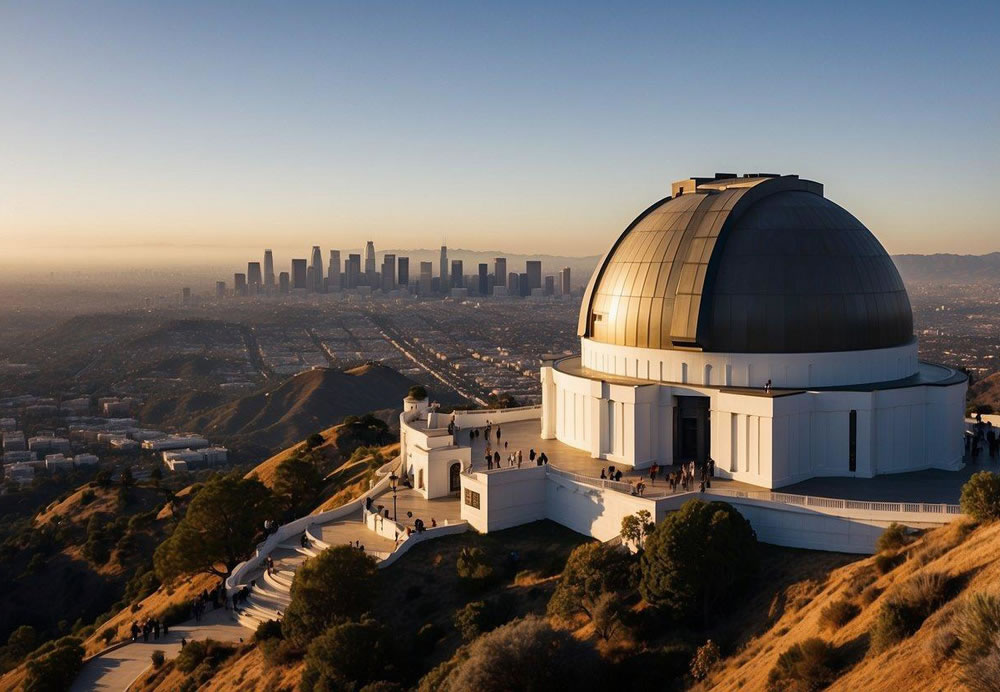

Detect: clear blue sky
[1, 0, 997, 267]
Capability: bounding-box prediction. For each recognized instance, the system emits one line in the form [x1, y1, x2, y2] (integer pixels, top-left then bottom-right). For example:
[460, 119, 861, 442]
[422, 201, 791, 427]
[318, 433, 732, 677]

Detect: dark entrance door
[449, 463, 461, 492]
[674, 396, 710, 464]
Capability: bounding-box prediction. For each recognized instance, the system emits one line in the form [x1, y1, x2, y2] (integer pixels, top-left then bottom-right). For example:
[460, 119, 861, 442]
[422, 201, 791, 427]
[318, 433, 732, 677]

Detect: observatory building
[539, 173, 967, 489]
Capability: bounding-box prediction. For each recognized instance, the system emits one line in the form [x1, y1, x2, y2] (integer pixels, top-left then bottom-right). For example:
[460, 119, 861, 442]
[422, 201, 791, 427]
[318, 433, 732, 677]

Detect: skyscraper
[247, 262, 262, 293]
[291, 259, 307, 290]
[508, 272, 519, 296]
[310, 246, 323, 292]
[234, 273, 247, 296]
[419, 261, 433, 295]
[216, 281, 226, 299]
[478, 263, 488, 295]
[494, 257, 507, 287]
[382, 254, 396, 291]
[561, 267, 571, 295]
[278, 272, 290, 294]
[264, 249, 275, 290]
[440, 246, 448, 292]
[328, 250, 341, 292]
[181, 287, 191, 305]
[397, 257, 409, 289]
[451, 260, 463, 288]
[544, 275, 555, 295]
[347, 254, 361, 288]
[519, 272, 529, 296]
[525, 260, 542, 291]
[365, 241, 376, 286]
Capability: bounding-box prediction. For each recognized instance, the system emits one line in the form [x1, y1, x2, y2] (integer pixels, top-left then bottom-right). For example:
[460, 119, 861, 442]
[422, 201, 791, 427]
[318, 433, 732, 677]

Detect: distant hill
[186, 364, 439, 453]
[892, 252, 1000, 283]
[969, 371, 1000, 413]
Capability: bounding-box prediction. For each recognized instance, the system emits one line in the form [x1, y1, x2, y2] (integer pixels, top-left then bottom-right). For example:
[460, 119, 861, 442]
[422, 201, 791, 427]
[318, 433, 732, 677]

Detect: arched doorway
[449, 463, 461, 492]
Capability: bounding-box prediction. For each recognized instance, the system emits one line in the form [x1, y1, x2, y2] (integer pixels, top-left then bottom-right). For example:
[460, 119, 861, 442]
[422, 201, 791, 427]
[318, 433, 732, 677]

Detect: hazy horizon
[2, 1, 998, 268]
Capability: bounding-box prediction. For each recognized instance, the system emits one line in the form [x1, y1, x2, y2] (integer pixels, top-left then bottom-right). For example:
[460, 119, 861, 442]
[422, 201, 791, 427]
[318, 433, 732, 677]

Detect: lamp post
[389, 472, 398, 521]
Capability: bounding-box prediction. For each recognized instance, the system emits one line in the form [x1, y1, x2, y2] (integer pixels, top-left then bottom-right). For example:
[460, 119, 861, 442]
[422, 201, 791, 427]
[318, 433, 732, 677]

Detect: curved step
[254, 578, 292, 605]
[264, 569, 293, 592]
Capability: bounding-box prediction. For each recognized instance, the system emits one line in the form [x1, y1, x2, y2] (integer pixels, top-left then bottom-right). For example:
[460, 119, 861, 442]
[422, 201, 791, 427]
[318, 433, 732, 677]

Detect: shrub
[306, 433, 325, 450]
[453, 595, 515, 642]
[282, 545, 378, 646]
[435, 616, 599, 692]
[547, 542, 635, 623]
[254, 619, 283, 642]
[960, 649, 1000, 692]
[860, 585, 882, 606]
[414, 623, 442, 656]
[690, 640, 721, 682]
[407, 385, 428, 400]
[260, 637, 300, 666]
[175, 639, 236, 674]
[302, 617, 396, 690]
[766, 638, 839, 692]
[640, 499, 758, 624]
[953, 592, 1000, 665]
[960, 471, 1000, 522]
[924, 628, 959, 665]
[819, 599, 861, 631]
[870, 572, 953, 652]
[591, 592, 627, 641]
[151, 650, 165, 668]
[844, 568, 876, 598]
[456, 547, 494, 583]
[159, 601, 191, 627]
[874, 552, 903, 575]
[876, 523, 911, 552]
[23, 638, 84, 692]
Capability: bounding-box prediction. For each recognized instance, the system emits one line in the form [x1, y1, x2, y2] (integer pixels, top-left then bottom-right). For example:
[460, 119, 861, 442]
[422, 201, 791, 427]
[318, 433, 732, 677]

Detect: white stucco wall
[581, 337, 920, 389]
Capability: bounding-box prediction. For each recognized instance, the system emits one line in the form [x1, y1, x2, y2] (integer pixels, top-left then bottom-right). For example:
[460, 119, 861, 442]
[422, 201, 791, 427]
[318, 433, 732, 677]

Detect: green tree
[547, 542, 635, 622]
[407, 385, 428, 400]
[303, 617, 397, 690]
[153, 474, 277, 581]
[306, 432, 325, 450]
[434, 616, 600, 692]
[640, 499, 759, 624]
[456, 547, 494, 583]
[23, 637, 83, 692]
[273, 457, 322, 515]
[620, 509, 654, 551]
[961, 471, 1000, 522]
[282, 545, 378, 646]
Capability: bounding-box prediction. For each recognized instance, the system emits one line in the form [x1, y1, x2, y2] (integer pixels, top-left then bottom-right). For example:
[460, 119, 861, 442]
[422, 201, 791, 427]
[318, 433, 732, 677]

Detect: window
[849, 410, 857, 472]
[464, 488, 480, 509]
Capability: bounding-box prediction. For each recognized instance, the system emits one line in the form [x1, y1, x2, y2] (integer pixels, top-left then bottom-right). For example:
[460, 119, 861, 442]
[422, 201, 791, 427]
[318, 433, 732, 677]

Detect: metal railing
[547, 465, 636, 495]
[706, 487, 963, 516]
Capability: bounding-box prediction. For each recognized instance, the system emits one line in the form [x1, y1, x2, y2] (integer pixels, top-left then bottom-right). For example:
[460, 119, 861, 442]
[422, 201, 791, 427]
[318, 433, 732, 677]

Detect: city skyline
[1, 1, 998, 269]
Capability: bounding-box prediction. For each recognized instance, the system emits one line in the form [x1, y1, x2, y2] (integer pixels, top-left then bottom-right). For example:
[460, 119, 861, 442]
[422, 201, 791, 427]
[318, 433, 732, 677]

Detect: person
[301, 532, 310, 548]
[494, 450, 501, 467]
[431, 518, 437, 527]
[649, 464, 657, 486]
[529, 448, 536, 462]
[180, 637, 187, 649]
[517, 449, 522, 468]
[486, 452, 493, 470]
[699, 479, 706, 492]
[266, 556, 274, 575]
[600, 468, 607, 479]
[359, 543, 365, 552]
[614, 470, 622, 481]
[130, 621, 139, 641]
[153, 619, 160, 640]
[496, 426, 502, 444]
[142, 621, 149, 642]
[708, 457, 715, 477]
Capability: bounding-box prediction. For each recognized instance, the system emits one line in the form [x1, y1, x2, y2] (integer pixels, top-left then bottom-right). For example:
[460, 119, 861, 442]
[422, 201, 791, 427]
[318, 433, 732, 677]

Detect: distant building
[216, 281, 226, 299]
[382, 254, 396, 291]
[310, 246, 324, 292]
[74, 453, 99, 466]
[440, 246, 449, 292]
[518, 272, 529, 296]
[451, 260, 464, 288]
[508, 272, 519, 296]
[29, 437, 71, 455]
[419, 261, 433, 295]
[544, 275, 555, 295]
[5, 463, 34, 484]
[234, 272, 248, 296]
[264, 249, 275, 290]
[142, 435, 209, 452]
[291, 259, 307, 290]
[328, 250, 341, 292]
[397, 256, 410, 289]
[560, 267, 571, 295]
[494, 257, 507, 287]
[248, 261, 263, 292]
[525, 260, 542, 292]
[279, 271, 290, 294]
[478, 264, 488, 295]
[365, 241, 376, 286]
[347, 254, 362, 288]
[181, 287, 191, 305]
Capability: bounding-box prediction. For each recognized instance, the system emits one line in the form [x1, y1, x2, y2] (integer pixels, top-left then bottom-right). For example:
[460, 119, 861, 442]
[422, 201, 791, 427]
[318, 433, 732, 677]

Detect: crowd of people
[597, 458, 717, 496]
[461, 419, 550, 472]
[129, 617, 166, 643]
[968, 414, 998, 460]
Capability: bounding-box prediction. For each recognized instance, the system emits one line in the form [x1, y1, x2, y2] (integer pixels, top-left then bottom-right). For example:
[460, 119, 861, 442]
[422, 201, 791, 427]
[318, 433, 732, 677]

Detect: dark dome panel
[579, 175, 914, 354]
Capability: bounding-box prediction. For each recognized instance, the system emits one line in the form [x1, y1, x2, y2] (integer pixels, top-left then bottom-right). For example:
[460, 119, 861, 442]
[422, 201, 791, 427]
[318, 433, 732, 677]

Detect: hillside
[969, 371, 1000, 414]
[187, 364, 420, 453]
[704, 517, 996, 691]
[893, 252, 1000, 284]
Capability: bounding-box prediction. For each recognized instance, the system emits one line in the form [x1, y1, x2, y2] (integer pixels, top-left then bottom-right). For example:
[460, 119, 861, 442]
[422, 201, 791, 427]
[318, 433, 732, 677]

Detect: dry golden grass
[709, 517, 992, 692]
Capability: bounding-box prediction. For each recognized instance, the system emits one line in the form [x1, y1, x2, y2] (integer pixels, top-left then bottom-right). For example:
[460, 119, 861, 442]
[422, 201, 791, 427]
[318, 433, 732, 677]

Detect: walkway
[460, 419, 978, 505]
[70, 609, 249, 692]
